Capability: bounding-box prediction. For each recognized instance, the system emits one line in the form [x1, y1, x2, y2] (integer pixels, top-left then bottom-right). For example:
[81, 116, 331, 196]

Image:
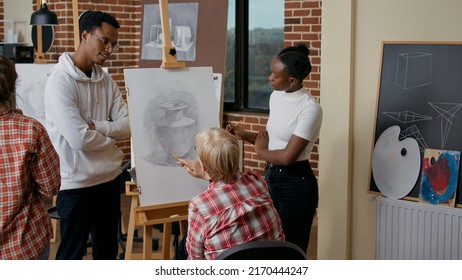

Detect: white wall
[318, 0, 355, 260]
[4, 0, 33, 45]
[319, 0, 462, 259]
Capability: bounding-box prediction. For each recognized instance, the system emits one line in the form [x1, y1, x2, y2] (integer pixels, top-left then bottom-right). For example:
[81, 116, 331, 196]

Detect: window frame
[224, 0, 272, 114]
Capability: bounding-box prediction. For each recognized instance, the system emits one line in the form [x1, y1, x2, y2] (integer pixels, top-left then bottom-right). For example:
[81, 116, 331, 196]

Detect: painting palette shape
[372, 125, 421, 199]
[419, 149, 461, 207]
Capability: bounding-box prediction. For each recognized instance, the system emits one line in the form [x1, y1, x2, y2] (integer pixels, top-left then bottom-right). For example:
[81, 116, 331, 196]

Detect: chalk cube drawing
[395, 52, 432, 89]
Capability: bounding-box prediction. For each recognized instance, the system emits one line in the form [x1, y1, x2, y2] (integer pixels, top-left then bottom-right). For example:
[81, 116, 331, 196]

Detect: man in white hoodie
[44, 11, 131, 260]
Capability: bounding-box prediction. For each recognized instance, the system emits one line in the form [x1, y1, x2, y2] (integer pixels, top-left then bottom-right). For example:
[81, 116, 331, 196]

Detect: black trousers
[55, 175, 121, 260]
[265, 160, 319, 253]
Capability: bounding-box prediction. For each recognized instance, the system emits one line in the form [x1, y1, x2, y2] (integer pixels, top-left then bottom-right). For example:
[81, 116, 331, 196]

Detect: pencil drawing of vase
[156, 100, 197, 165]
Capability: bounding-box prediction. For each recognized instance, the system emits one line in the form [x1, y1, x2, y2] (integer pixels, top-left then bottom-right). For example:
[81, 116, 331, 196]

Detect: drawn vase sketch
[156, 100, 196, 164]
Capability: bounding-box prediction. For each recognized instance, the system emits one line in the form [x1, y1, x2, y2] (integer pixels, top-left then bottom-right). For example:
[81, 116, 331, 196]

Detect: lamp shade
[30, 3, 58, 26]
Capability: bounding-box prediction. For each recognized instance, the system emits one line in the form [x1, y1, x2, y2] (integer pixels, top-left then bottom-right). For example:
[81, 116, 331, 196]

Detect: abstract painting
[124, 67, 220, 206]
[419, 149, 460, 207]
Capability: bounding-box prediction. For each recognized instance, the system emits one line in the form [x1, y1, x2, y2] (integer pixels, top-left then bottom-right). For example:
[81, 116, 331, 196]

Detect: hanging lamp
[30, 0, 58, 26]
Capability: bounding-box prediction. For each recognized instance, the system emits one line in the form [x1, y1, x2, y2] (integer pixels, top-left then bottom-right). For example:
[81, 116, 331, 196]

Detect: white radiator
[376, 197, 462, 259]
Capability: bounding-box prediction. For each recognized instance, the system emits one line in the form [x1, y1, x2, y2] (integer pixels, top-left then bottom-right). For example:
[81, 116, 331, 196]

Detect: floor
[48, 194, 318, 260]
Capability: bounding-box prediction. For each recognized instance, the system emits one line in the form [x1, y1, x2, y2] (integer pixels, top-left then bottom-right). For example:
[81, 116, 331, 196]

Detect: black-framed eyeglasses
[89, 32, 120, 53]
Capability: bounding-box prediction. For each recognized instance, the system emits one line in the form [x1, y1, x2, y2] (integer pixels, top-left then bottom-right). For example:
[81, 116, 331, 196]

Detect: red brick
[285, 2, 302, 9]
[302, 1, 320, 8]
[312, 8, 322, 16]
[244, 160, 259, 168]
[312, 25, 321, 32]
[251, 124, 266, 132]
[259, 118, 268, 125]
[302, 17, 320, 25]
[294, 25, 311, 32]
[285, 18, 301, 25]
[284, 33, 302, 40]
[302, 33, 319, 41]
[294, 10, 311, 17]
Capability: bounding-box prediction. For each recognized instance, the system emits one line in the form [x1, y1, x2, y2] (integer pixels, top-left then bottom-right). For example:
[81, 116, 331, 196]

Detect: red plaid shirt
[0, 109, 60, 259]
[187, 171, 284, 260]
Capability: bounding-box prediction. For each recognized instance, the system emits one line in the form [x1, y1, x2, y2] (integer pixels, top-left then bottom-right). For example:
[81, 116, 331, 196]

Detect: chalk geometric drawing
[419, 148, 460, 207]
[383, 110, 433, 123]
[399, 125, 428, 152]
[395, 52, 432, 89]
[428, 102, 462, 149]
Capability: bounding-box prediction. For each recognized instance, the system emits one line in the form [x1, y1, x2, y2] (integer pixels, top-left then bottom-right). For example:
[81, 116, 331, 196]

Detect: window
[224, 0, 284, 111]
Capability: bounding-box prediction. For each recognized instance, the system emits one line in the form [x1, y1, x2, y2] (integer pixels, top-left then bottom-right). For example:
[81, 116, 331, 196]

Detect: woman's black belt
[266, 160, 310, 170]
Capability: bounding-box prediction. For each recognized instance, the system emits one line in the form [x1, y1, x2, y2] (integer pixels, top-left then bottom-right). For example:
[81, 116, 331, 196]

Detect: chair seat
[47, 206, 60, 220]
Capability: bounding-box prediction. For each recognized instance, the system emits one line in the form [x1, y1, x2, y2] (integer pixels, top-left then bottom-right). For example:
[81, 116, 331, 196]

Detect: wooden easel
[159, 0, 186, 69]
[124, 183, 188, 260]
[124, 0, 189, 260]
[72, 0, 79, 51]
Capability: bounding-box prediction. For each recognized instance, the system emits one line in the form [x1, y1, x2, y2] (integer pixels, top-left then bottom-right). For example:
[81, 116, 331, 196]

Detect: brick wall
[10, 0, 321, 174]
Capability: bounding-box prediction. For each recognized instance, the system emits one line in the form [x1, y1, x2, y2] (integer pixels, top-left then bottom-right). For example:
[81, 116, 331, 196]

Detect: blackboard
[369, 42, 462, 207]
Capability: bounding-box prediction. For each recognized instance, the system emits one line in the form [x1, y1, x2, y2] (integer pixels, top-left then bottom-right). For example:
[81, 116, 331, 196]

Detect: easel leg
[124, 195, 139, 260]
[143, 225, 153, 260]
[162, 222, 172, 259]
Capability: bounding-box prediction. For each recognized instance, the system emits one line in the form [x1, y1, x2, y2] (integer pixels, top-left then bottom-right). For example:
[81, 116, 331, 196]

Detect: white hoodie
[44, 52, 131, 190]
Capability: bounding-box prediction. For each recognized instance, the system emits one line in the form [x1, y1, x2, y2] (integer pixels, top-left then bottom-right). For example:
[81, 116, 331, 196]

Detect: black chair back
[216, 240, 307, 260]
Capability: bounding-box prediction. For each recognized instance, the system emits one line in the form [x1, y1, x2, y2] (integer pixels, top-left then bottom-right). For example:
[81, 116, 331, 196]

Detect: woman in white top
[228, 44, 322, 254]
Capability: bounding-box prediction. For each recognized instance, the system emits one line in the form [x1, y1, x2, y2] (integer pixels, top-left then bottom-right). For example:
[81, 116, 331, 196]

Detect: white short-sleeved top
[266, 88, 322, 161]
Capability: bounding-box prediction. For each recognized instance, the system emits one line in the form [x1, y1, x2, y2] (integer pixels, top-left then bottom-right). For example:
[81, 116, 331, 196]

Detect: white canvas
[15, 64, 55, 126]
[15, 64, 109, 126]
[124, 67, 220, 206]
